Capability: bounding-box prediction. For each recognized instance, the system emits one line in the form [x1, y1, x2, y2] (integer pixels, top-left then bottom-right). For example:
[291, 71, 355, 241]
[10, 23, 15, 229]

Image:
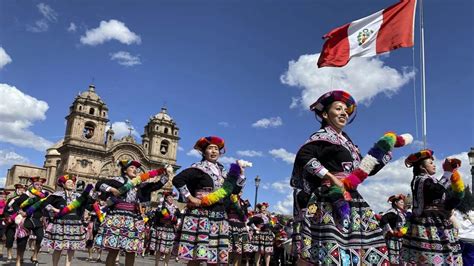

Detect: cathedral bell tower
[142, 107, 180, 165]
[57, 85, 109, 180]
[64, 85, 109, 148]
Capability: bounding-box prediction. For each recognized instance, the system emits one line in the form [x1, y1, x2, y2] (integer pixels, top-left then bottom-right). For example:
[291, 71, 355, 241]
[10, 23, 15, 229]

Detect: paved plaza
[0, 249, 183, 265]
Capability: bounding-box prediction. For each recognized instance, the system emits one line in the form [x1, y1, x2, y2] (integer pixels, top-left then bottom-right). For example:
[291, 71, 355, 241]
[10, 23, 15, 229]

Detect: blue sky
[0, 0, 472, 214]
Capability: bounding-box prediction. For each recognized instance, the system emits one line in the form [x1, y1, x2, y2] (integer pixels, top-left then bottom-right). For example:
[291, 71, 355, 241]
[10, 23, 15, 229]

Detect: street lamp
[468, 147, 474, 190]
[254, 175, 261, 211]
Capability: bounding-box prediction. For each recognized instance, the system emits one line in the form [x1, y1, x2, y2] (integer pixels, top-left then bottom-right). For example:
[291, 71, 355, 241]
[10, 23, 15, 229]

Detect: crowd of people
[0, 90, 471, 266]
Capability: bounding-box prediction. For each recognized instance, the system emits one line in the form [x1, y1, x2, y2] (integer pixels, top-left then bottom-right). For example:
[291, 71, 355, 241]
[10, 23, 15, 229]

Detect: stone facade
[5, 85, 180, 199]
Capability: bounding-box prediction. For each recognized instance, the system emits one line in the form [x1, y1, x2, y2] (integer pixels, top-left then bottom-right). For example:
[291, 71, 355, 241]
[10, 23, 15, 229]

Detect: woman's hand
[109, 188, 121, 197]
[187, 196, 201, 208]
[325, 172, 343, 188]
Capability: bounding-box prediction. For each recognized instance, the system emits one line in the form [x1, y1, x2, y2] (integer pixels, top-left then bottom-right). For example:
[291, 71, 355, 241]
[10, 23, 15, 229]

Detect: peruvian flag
[317, 0, 416, 68]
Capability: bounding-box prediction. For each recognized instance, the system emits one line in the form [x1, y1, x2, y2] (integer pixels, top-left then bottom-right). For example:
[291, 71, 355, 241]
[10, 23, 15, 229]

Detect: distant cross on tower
[125, 119, 133, 136]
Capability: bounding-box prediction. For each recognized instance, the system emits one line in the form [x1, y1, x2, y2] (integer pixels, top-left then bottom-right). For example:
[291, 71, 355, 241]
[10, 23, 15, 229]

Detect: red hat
[387, 194, 406, 203]
[29, 176, 47, 184]
[14, 184, 25, 189]
[118, 160, 142, 169]
[310, 90, 357, 124]
[57, 174, 77, 188]
[405, 149, 434, 167]
[256, 202, 269, 209]
[193, 136, 225, 153]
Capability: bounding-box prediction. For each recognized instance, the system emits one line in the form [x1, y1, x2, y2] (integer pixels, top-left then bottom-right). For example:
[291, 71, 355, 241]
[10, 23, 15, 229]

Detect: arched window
[160, 140, 169, 155]
[102, 111, 106, 117]
[164, 128, 169, 134]
[78, 105, 82, 111]
[83, 121, 96, 139]
[89, 108, 95, 115]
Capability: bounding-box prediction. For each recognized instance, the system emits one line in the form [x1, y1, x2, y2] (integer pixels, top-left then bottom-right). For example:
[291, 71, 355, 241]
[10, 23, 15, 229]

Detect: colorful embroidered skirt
[94, 207, 145, 253]
[401, 212, 462, 265]
[385, 236, 402, 265]
[177, 208, 229, 264]
[150, 224, 175, 254]
[42, 215, 86, 250]
[251, 229, 274, 254]
[299, 191, 389, 265]
[228, 220, 252, 254]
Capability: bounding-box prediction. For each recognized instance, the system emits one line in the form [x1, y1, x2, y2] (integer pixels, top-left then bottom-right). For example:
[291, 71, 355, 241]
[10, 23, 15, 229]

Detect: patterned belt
[114, 202, 137, 211]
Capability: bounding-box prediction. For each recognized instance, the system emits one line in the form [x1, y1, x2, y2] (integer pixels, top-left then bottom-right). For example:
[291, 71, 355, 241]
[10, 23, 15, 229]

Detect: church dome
[152, 107, 173, 122]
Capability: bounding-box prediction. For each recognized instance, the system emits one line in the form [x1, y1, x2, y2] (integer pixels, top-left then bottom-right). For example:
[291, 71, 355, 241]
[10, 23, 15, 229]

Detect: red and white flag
[317, 0, 416, 68]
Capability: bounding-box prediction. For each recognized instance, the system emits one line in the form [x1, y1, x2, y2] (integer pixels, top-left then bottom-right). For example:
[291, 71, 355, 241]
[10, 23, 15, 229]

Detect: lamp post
[468, 147, 474, 190]
[254, 175, 261, 211]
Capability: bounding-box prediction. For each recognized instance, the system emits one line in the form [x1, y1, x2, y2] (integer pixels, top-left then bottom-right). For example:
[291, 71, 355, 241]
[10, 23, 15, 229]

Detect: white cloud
[359, 152, 472, 213]
[67, 22, 77, 32]
[236, 150, 263, 157]
[0, 47, 12, 70]
[178, 146, 184, 151]
[280, 53, 414, 109]
[110, 51, 141, 66]
[110, 121, 140, 139]
[186, 149, 201, 158]
[252, 116, 283, 128]
[0, 177, 5, 188]
[273, 193, 293, 215]
[271, 177, 292, 194]
[0, 150, 29, 166]
[37, 3, 57, 22]
[219, 156, 237, 165]
[269, 148, 295, 164]
[80, 20, 141, 46]
[27, 3, 58, 33]
[0, 83, 52, 151]
[218, 122, 229, 127]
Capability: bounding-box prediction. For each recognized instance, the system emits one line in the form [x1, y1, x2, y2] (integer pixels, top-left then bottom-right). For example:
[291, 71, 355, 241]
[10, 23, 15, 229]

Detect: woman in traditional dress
[401, 149, 465, 265]
[94, 160, 171, 266]
[227, 191, 252, 266]
[249, 202, 274, 266]
[380, 194, 407, 265]
[172, 136, 246, 265]
[291, 90, 392, 265]
[41, 174, 90, 266]
[1, 184, 24, 262]
[150, 191, 178, 266]
[11, 177, 48, 266]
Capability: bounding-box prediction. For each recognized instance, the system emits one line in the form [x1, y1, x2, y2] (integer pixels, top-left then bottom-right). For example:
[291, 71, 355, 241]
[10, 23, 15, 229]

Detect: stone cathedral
[5, 85, 180, 197]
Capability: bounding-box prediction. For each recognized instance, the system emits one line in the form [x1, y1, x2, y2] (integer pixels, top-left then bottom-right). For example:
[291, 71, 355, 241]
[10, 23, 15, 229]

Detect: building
[5, 85, 180, 198]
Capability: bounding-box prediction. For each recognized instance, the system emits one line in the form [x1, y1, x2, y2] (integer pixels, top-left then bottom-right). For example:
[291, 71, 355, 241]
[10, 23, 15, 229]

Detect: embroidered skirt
[299, 191, 389, 265]
[385, 236, 402, 265]
[228, 220, 252, 254]
[177, 208, 229, 264]
[149, 223, 175, 254]
[42, 215, 86, 251]
[401, 212, 462, 265]
[94, 204, 145, 253]
[251, 229, 274, 254]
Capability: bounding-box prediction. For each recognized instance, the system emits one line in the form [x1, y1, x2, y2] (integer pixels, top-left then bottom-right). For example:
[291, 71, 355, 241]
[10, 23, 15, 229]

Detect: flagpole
[420, 0, 427, 148]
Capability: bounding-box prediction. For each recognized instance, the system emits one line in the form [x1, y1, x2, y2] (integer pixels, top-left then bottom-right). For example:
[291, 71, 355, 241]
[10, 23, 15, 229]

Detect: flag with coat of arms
[317, 0, 417, 68]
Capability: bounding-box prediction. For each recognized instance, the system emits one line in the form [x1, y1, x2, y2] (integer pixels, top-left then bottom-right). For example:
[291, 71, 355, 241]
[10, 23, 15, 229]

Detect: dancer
[173, 136, 246, 265]
[290, 90, 408, 265]
[380, 194, 407, 265]
[11, 177, 47, 266]
[41, 174, 91, 266]
[1, 184, 25, 262]
[95, 160, 171, 266]
[227, 191, 252, 266]
[249, 202, 274, 266]
[401, 150, 465, 265]
[150, 191, 178, 266]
